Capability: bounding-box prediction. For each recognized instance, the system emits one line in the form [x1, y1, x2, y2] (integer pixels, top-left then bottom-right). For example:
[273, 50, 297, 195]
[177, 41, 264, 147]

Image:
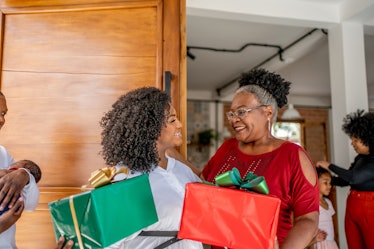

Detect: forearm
[280, 212, 318, 249]
[329, 164, 353, 182]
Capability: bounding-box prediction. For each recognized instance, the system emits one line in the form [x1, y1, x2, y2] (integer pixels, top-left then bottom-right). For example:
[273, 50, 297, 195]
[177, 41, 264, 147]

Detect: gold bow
[88, 167, 129, 188]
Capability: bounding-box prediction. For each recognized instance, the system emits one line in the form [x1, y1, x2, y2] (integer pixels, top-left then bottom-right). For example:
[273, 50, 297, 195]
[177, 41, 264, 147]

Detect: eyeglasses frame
[226, 104, 268, 121]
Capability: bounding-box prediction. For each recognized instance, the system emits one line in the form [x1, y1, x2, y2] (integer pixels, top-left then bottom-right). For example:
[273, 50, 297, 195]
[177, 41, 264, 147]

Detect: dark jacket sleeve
[329, 155, 374, 190]
[329, 164, 350, 186]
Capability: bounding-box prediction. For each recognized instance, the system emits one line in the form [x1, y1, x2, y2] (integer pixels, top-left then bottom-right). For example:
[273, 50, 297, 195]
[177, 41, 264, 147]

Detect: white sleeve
[19, 168, 40, 211]
[0, 145, 15, 169]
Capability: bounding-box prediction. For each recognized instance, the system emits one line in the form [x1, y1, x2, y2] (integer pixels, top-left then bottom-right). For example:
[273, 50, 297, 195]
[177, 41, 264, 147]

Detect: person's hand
[0, 197, 24, 233]
[316, 161, 330, 170]
[315, 229, 327, 242]
[0, 169, 29, 210]
[0, 169, 11, 179]
[55, 236, 74, 249]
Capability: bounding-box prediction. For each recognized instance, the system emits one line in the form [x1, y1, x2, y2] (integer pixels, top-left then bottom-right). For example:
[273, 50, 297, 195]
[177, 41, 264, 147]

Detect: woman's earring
[268, 118, 271, 132]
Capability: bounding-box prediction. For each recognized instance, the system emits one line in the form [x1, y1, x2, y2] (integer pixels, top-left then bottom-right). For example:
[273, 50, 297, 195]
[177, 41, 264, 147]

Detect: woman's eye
[237, 109, 247, 116]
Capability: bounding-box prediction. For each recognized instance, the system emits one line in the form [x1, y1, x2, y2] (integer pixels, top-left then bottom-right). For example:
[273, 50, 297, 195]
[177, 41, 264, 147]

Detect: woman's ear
[264, 105, 274, 120]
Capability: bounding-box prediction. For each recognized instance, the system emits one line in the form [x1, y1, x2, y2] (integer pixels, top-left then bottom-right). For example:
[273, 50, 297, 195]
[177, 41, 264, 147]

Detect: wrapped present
[49, 173, 158, 249]
[178, 168, 280, 249]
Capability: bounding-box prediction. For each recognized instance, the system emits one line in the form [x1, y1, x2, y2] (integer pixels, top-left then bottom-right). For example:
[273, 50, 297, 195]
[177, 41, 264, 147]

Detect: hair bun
[238, 68, 291, 108]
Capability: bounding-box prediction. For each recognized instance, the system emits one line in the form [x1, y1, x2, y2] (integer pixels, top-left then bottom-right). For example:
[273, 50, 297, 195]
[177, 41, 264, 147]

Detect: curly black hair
[342, 109, 374, 155]
[238, 68, 291, 108]
[316, 166, 330, 179]
[100, 87, 171, 173]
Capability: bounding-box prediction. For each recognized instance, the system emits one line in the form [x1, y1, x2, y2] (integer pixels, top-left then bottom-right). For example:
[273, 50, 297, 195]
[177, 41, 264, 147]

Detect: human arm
[305, 229, 327, 249]
[0, 169, 29, 210]
[316, 160, 350, 187]
[281, 149, 319, 249]
[0, 168, 39, 211]
[281, 212, 319, 249]
[319, 155, 374, 188]
[0, 196, 24, 233]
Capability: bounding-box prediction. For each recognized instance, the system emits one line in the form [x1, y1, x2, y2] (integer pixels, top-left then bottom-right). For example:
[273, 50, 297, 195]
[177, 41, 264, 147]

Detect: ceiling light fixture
[281, 104, 303, 120]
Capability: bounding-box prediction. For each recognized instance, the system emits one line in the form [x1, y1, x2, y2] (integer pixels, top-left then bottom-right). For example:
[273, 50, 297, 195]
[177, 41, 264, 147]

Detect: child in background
[311, 167, 339, 249]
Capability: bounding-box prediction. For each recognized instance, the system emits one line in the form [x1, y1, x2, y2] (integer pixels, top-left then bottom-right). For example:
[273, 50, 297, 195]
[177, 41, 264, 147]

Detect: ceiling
[186, 0, 374, 101]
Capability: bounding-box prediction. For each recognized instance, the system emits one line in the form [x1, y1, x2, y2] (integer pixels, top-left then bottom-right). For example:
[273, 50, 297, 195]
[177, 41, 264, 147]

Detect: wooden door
[0, 0, 186, 248]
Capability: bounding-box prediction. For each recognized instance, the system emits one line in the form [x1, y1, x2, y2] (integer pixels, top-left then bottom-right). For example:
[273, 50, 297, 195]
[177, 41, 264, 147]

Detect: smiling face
[318, 172, 332, 197]
[156, 106, 183, 153]
[229, 92, 269, 144]
[351, 137, 370, 155]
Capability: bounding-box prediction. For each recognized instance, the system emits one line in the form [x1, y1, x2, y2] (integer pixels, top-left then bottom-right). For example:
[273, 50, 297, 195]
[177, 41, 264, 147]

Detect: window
[273, 122, 302, 145]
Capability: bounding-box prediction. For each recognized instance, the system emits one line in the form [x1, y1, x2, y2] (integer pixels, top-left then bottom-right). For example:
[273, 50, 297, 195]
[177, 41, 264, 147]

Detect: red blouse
[202, 138, 319, 246]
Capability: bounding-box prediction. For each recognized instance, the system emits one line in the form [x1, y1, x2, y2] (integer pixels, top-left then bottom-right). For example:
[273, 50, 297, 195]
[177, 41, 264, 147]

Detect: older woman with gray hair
[202, 68, 319, 249]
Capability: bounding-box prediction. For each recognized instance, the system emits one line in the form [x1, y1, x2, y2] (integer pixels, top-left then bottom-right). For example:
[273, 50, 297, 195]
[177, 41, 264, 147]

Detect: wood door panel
[3, 8, 159, 74]
[2, 73, 156, 97]
[5, 143, 105, 186]
[0, 0, 185, 247]
[15, 188, 84, 249]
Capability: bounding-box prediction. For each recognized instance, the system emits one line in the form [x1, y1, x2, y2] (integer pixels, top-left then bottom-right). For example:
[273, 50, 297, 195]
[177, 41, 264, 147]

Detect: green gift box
[49, 174, 158, 249]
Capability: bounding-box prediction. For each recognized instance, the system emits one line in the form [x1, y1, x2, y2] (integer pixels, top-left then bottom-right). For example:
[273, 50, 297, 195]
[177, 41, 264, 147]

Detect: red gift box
[178, 183, 280, 249]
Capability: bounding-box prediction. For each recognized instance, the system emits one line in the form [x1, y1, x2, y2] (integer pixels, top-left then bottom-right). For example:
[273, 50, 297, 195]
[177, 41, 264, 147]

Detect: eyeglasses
[226, 105, 267, 121]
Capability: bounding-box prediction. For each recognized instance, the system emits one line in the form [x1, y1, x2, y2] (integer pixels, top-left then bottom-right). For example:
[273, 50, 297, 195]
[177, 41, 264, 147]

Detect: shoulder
[0, 145, 14, 169]
[279, 142, 317, 185]
[324, 198, 333, 206]
[0, 145, 9, 154]
[169, 157, 202, 182]
[298, 147, 317, 186]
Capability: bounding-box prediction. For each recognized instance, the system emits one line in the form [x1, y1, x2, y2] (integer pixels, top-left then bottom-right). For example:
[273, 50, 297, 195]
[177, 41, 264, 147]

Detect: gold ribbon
[69, 196, 83, 249]
[88, 167, 129, 188]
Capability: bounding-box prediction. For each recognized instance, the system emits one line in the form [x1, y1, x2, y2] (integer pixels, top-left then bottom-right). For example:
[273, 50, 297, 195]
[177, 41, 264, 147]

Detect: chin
[174, 138, 183, 146]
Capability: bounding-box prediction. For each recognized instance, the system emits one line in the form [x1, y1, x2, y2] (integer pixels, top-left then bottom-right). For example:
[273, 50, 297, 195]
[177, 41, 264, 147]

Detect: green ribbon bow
[212, 167, 269, 195]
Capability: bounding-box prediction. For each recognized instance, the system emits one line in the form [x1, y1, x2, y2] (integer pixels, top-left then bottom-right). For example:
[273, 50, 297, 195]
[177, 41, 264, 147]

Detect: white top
[108, 156, 203, 249]
[0, 145, 40, 249]
[319, 198, 336, 241]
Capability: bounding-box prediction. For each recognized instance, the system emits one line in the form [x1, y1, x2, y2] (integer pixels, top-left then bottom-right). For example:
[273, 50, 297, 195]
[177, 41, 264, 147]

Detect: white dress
[314, 198, 339, 249]
[108, 156, 203, 249]
[0, 145, 40, 249]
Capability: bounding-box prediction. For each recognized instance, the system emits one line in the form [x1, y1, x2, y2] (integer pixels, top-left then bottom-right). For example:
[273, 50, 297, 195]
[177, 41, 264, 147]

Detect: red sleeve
[291, 147, 319, 217]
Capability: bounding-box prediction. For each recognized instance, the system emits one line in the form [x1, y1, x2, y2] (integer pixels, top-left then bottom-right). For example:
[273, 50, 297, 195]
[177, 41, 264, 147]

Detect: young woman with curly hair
[100, 87, 202, 249]
[201, 68, 319, 249]
[317, 109, 374, 249]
